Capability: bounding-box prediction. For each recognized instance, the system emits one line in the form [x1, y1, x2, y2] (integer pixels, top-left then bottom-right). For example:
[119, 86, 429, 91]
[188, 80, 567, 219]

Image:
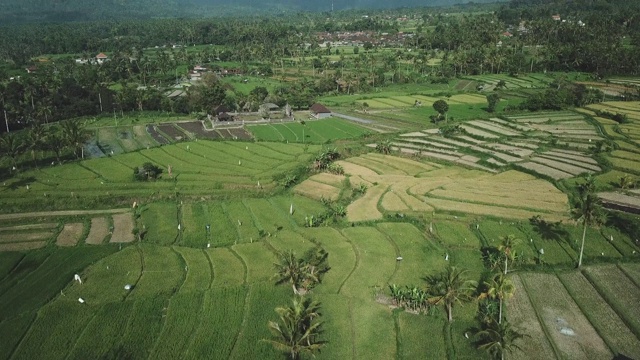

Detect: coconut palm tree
[265, 297, 325, 360]
[498, 235, 519, 275]
[274, 250, 321, 295]
[426, 266, 477, 322]
[27, 123, 47, 167]
[479, 273, 515, 324]
[475, 319, 526, 360]
[572, 177, 606, 268]
[60, 119, 89, 159]
[0, 132, 25, 170]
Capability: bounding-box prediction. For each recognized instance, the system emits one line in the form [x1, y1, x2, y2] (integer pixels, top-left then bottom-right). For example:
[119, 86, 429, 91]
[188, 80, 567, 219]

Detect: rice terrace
[2, 1, 640, 360]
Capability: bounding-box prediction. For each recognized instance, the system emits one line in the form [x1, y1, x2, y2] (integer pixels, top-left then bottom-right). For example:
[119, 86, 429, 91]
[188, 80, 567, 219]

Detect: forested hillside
[0, 0, 498, 23]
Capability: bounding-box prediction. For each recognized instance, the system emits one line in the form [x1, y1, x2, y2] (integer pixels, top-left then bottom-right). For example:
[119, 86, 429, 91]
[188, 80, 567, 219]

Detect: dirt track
[0, 209, 129, 221]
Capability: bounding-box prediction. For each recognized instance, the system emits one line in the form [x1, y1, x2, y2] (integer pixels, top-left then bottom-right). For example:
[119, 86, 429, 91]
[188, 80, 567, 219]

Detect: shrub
[134, 162, 163, 181]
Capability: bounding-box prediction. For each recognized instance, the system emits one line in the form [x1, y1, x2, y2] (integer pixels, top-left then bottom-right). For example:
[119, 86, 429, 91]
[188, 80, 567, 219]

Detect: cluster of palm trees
[0, 120, 89, 171]
[266, 248, 330, 359]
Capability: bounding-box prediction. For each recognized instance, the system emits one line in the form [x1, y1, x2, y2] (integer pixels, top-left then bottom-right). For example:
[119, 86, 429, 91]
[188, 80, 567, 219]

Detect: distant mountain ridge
[0, 0, 499, 24]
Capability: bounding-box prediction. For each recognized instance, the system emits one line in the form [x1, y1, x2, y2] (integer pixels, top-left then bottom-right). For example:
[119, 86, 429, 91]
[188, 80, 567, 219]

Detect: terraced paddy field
[0, 141, 321, 211]
[389, 111, 603, 180]
[295, 153, 571, 222]
[247, 118, 371, 143]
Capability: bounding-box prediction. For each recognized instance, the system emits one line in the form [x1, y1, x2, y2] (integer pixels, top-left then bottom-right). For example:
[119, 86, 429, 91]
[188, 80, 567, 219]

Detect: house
[502, 31, 513, 37]
[310, 103, 332, 119]
[25, 66, 37, 74]
[216, 112, 233, 121]
[96, 53, 108, 64]
[262, 103, 279, 111]
[552, 14, 561, 21]
[214, 105, 230, 115]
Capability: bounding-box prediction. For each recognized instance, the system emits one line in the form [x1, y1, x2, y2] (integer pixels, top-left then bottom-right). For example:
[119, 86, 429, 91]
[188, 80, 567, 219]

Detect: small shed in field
[310, 103, 332, 119]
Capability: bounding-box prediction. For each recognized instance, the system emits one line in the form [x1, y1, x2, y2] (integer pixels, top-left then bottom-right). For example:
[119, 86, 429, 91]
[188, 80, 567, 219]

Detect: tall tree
[426, 266, 476, 322]
[265, 297, 325, 360]
[479, 273, 515, 324]
[0, 132, 25, 170]
[274, 250, 321, 295]
[432, 100, 449, 123]
[572, 176, 606, 268]
[475, 319, 526, 360]
[60, 119, 89, 159]
[498, 235, 519, 275]
[27, 123, 47, 167]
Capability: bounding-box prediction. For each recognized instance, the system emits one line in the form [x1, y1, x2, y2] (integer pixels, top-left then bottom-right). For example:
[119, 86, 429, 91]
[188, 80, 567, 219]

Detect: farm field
[0, 141, 321, 211]
[247, 117, 371, 143]
[295, 153, 571, 222]
[4, 76, 640, 360]
[388, 111, 602, 179]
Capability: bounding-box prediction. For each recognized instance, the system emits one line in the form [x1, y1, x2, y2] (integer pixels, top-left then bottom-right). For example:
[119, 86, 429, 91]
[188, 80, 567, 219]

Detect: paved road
[332, 113, 374, 124]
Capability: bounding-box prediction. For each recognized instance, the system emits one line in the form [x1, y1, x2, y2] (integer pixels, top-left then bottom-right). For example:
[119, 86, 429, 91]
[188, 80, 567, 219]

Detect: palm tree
[0, 132, 25, 170]
[572, 177, 606, 268]
[60, 119, 89, 159]
[498, 235, 519, 275]
[426, 266, 477, 322]
[27, 123, 47, 167]
[475, 319, 526, 360]
[265, 297, 325, 360]
[479, 273, 515, 324]
[274, 250, 320, 295]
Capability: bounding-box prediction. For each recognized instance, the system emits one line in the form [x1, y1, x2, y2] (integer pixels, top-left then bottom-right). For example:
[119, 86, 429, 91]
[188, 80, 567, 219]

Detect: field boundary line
[202, 249, 215, 290]
[181, 291, 209, 359]
[123, 245, 145, 302]
[556, 272, 623, 356]
[443, 322, 455, 360]
[228, 284, 252, 359]
[348, 297, 357, 359]
[221, 203, 242, 245]
[0, 208, 130, 220]
[5, 312, 37, 360]
[171, 247, 188, 294]
[0, 249, 58, 300]
[0, 253, 26, 284]
[375, 226, 401, 284]
[337, 230, 360, 295]
[229, 247, 248, 285]
[393, 310, 401, 360]
[616, 264, 640, 292]
[63, 307, 102, 360]
[519, 274, 562, 359]
[175, 202, 182, 245]
[581, 268, 640, 340]
[241, 199, 264, 236]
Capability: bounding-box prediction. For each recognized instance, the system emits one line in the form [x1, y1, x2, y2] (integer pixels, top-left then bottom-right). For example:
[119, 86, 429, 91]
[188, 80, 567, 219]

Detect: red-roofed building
[96, 52, 108, 64]
[310, 103, 332, 119]
[552, 14, 561, 21]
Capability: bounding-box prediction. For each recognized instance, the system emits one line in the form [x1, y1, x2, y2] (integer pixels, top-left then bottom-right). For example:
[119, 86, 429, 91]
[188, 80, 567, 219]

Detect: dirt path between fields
[0, 208, 129, 221]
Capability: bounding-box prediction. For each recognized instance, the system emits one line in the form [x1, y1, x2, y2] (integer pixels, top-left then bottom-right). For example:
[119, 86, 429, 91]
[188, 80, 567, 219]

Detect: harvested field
[0, 208, 130, 221]
[423, 197, 566, 221]
[347, 184, 386, 222]
[85, 217, 109, 244]
[483, 143, 533, 157]
[133, 125, 158, 148]
[0, 232, 53, 243]
[158, 124, 188, 141]
[537, 155, 601, 173]
[381, 190, 408, 212]
[583, 265, 640, 339]
[177, 121, 220, 139]
[598, 192, 640, 212]
[516, 162, 573, 180]
[521, 273, 611, 360]
[467, 120, 521, 136]
[543, 151, 599, 165]
[307, 172, 345, 187]
[146, 125, 170, 144]
[459, 125, 500, 138]
[110, 213, 135, 243]
[506, 275, 557, 360]
[225, 128, 253, 140]
[0, 241, 47, 251]
[334, 161, 378, 177]
[55, 223, 84, 246]
[558, 271, 640, 358]
[293, 180, 340, 201]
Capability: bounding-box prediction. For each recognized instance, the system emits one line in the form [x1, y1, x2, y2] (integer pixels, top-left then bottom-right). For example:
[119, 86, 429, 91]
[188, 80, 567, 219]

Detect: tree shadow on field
[6, 176, 37, 191]
[529, 215, 570, 244]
